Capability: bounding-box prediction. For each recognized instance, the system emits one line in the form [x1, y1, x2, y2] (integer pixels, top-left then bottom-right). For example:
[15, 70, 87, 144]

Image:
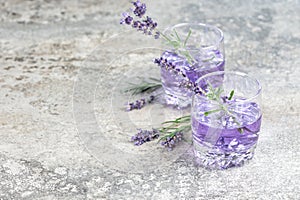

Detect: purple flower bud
[132, 21, 140, 28]
[148, 95, 155, 103]
[132, 1, 146, 18]
[154, 32, 160, 39]
[126, 96, 155, 111]
[122, 12, 129, 17]
[125, 16, 133, 25]
[154, 55, 188, 78]
[130, 128, 160, 146]
[133, 0, 142, 7]
[160, 132, 184, 150]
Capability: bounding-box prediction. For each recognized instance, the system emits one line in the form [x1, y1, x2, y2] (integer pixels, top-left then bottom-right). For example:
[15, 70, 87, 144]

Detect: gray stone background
[0, 0, 300, 199]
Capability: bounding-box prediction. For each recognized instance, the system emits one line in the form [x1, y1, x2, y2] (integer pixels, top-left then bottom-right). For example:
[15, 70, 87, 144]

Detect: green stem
[204, 109, 222, 116]
[184, 29, 192, 47]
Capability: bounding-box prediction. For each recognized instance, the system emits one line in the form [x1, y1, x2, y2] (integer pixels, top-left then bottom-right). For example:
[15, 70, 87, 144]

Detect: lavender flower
[132, 0, 147, 18]
[179, 79, 203, 95]
[131, 128, 160, 146]
[148, 95, 155, 103]
[154, 54, 204, 96]
[131, 115, 190, 149]
[126, 95, 155, 111]
[120, 12, 133, 25]
[120, 0, 160, 39]
[160, 132, 183, 151]
[154, 31, 160, 39]
[154, 56, 187, 78]
[126, 98, 146, 111]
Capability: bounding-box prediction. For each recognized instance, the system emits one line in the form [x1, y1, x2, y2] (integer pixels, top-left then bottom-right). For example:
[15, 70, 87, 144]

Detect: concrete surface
[0, 0, 300, 199]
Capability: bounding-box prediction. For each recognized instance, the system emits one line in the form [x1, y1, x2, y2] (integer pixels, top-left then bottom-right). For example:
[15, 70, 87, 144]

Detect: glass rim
[163, 23, 224, 48]
[194, 71, 262, 103]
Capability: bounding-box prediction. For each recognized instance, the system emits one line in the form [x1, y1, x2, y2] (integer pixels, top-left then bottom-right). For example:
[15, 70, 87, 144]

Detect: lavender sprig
[126, 95, 155, 111]
[120, 0, 160, 39]
[160, 131, 183, 151]
[153, 57, 204, 96]
[158, 115, 191, 150]
[131, 128, 160, 146]
[124, 78, 161, 111]
[154, 56, 188, 78]
[120, 0, 195, 59]
[130, 115, 191, 150]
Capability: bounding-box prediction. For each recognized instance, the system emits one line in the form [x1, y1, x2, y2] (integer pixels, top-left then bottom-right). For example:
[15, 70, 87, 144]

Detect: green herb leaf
[125, 79, 162, 95]
[184, 29, 192, 47]
[161, 29, 195, 64]
[228, 90, 235, 100]
[202, 82, 241, 125]
[173, 29, 181, 42]
[158, 115, 191, 142]
[204, 109, 222, 116]
[201, 55, 215, 62]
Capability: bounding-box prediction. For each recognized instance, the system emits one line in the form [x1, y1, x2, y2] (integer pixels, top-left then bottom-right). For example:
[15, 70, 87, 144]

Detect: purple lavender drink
[159, 49, 224, 108]
[157, 23, 224, 108]
[192, 71, 262, 169]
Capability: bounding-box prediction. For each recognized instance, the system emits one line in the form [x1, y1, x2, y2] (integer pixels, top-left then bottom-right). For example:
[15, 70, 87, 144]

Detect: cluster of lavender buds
[132, 0, 146, 17]
[179, 79, 203, 95]
[154, 56, 188, 78]
[154, 54, 204, 96]
[120, 0, 160, 39]
[126, 95, 155, 111]
[160, 132, 183, 151]
[131, 128, 160, 146]
[154, 56, 203, 94]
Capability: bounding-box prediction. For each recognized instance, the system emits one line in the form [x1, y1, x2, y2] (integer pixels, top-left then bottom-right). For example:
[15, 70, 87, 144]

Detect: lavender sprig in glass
[120, 0, 202, 102]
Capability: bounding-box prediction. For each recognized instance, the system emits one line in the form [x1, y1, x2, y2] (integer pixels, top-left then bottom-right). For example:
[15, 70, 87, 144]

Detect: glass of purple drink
[158, 23, 225, 108]
[192, 71, 262, 169]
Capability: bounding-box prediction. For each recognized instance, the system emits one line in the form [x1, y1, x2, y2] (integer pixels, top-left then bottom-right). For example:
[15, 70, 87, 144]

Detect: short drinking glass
[158, 23, 225, 108]
[191, 71, 262, 169]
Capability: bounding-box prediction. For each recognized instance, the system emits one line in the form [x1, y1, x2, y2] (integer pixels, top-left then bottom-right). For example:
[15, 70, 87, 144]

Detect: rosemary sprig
[204, 86, 238, 120]
[161, 29, 195, 64]
[202, 83, 247, 133]
[201, 82, 236, 118]
[206, 82, 224, 101]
